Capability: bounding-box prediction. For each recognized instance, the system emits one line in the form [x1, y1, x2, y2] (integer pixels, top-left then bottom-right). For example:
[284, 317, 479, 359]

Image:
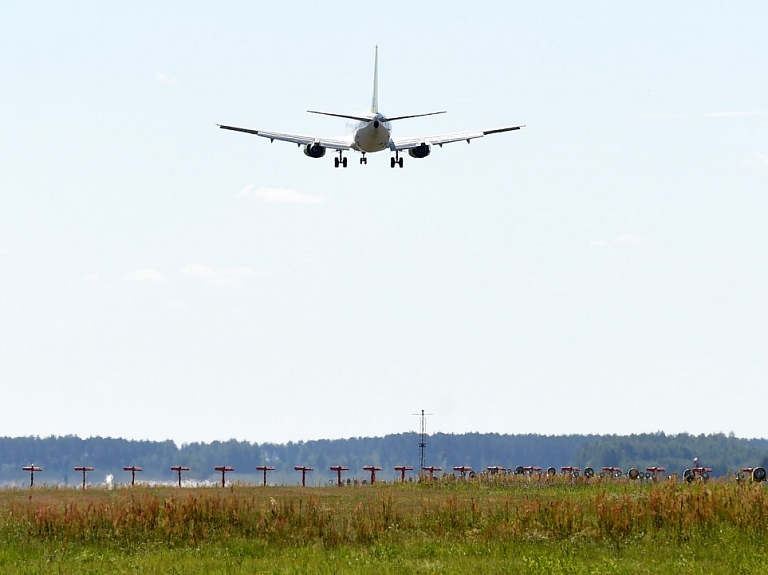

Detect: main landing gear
[334, 150, 348, 168]
[390, 151, 404, 168]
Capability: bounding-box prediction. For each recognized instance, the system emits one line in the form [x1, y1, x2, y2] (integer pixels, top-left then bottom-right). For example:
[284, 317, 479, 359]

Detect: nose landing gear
[360, 154, 367, 165]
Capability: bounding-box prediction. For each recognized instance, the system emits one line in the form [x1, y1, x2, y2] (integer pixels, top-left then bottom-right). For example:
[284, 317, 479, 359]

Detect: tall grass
[2, 477, 767, 549]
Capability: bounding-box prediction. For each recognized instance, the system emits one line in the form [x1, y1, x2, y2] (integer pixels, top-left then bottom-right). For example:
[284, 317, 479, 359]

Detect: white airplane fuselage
[351, 113, 392, 153]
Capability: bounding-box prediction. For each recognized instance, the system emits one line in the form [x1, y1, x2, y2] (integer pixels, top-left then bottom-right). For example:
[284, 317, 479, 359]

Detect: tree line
[1, 432, 766, 486]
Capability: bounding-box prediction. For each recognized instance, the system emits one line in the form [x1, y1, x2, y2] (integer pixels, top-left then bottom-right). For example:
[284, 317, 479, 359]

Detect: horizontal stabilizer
[307, 110, 372, 122]
[385, 111, 447, 122]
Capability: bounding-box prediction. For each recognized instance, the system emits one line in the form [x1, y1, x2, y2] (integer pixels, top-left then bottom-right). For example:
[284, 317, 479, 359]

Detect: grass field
[1, 475, 767, 573]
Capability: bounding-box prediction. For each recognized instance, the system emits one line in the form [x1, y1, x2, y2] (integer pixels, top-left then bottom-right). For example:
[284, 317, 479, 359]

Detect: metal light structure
[214, 466, 234, 487]
[453, 466, 473, 479]
[684, 466, 713, 482]
[362, 465, 382, 484]
[330, 465, 349, 487]
[170, 465, 190, 487]
[294, 466, 313, 487]
[123, 466, 143, 487]
[646, 466, 666, 481]
[394, 465, 413, 482]
[256, 465, 275, 486]
[518, 466, 542, 477]
[422, 466, 442, 481]
[73, 466, 94, 489]
[561, 466, 581, 478]
[601, 466, 622, 478]
[486, 466, 506, 475]
[22, 465, 42, 487]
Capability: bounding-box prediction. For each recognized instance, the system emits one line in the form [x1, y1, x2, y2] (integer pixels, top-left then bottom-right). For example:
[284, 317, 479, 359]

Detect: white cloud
[155, 72, 179, 86]
[123, 268, 166, 283]
[181, 263, 264, 288]
[83, 273, 101, 282]
[703, 110, 767, 118]
[614, 233, 646, 244]
[236, 184, 330, 205]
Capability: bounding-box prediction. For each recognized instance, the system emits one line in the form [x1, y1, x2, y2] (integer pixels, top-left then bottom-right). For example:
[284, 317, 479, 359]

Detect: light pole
[22, 465, 42, 487]
[294, 466, 313, 487]
[170, 466, 190, 487]
[73, 466, 94, 489]
[330, 465, 349, 487]
[214, 466, 234, 487]
[256, 465, 275, 486]
[363, 466, 382, 484]
[123, 466, 143, 487]
[394, 465, 413, 482]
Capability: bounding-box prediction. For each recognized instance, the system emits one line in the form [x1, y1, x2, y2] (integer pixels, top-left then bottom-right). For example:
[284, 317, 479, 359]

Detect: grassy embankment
[1, 475, 767, 574]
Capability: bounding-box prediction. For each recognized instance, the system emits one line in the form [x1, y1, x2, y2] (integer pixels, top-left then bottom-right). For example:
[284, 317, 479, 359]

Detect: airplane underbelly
[354, 125, 390, 153]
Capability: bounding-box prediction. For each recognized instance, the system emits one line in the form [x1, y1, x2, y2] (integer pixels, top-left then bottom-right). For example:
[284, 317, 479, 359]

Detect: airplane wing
[218, 124, 353, 151]
[390, 125, 524, 151]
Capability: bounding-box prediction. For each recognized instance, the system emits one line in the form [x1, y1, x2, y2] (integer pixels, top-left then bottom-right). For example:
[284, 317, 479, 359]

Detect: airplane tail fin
[370, 46, 379, 114]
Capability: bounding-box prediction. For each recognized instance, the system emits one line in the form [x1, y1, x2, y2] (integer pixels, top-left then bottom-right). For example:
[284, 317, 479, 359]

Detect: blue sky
[1, 2, 767, 444]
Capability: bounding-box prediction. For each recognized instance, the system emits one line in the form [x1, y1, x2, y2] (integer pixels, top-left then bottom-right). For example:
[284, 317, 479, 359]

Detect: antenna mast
[413, 409, 433, 473]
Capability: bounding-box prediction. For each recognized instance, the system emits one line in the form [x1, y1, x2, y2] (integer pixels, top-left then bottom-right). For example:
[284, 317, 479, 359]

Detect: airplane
[218, 47, 524, 168]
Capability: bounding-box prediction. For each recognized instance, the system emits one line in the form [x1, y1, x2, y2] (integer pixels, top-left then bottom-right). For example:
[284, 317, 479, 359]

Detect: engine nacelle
[408, 143, 431, 159]
[303, 143, 326, 158]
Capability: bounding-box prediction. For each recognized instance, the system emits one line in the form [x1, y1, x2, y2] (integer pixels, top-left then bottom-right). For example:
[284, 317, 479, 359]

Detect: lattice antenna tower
[413, 409, 433, 471]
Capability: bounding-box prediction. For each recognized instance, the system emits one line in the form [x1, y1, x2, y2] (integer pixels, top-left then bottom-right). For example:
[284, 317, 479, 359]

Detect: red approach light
[561, 466, 581, 477]
[421, 466, 442, 481]
[362, 466, 382, 484]
[170, 466, 190, 487]
[214, 466, 235, 487]
[123, 466, 143, 487]
[602, 467, 623, 478]
[73, 466, 95, 489]
[256, 465, 275, 486]
[330, 466, 349, 487]
[453, 466, 473, 479]
[294, 466, 313, 487]
[22, 465, 43, 487]
[394, 465, 413, 482]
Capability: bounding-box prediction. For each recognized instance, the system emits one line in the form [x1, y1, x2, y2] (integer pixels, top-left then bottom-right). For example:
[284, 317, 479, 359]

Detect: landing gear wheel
[342, 157, 347, 168]
[360, 155, 367, 165]
[398, 157, 404, 168]
[390, 157, 395, 168]
[334, 157, 340, 168]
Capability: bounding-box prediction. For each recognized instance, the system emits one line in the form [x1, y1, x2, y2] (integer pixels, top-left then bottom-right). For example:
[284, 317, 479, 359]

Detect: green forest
[1, 432, 767, 486]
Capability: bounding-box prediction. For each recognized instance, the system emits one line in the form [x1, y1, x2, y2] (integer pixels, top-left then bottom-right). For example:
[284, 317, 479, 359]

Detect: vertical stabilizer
[370, 46, 379, 114]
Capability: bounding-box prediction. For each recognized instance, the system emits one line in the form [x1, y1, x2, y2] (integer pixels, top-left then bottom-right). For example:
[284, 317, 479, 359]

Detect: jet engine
[303, 143, 326, 158]
[408, 143, 431, 159]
